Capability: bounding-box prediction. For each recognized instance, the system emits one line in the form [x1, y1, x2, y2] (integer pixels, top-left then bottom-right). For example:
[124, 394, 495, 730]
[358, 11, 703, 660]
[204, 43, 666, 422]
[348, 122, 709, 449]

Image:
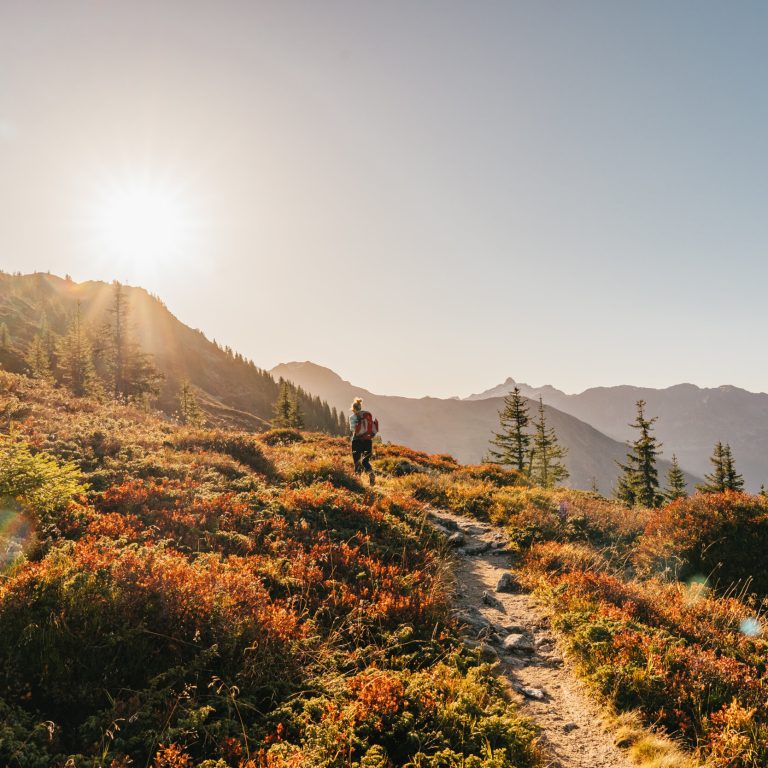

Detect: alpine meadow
[3, 3, 768, 768]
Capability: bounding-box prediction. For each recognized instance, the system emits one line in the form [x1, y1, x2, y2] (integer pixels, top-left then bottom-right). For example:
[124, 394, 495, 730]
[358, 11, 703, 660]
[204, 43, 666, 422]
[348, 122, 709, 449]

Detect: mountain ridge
[466, 374, 768, 490]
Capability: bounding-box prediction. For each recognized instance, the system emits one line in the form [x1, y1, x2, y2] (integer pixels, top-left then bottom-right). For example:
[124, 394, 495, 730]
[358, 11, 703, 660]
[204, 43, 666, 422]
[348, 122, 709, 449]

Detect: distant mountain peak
[464, 378, 567, 402]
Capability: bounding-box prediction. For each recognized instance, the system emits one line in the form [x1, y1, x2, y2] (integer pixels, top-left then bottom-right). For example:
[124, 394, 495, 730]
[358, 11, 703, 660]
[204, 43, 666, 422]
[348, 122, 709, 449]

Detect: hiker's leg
[361, 440, 375, 485]
[351, 442, 363, 474]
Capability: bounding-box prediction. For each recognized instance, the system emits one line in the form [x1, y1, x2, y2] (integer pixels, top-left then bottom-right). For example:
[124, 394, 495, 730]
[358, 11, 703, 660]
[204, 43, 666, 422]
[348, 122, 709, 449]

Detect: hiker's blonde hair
[351, 397, 363, 412]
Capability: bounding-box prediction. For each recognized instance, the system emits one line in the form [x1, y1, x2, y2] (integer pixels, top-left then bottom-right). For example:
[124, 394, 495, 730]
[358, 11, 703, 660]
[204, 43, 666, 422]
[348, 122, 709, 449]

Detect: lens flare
[740, 617, 762, 637]
[0, 504, 33, 570]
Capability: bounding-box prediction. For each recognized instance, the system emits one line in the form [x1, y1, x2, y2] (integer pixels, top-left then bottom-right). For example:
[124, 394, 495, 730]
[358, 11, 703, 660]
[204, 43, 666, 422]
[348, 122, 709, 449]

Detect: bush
[635, 492, 768, 595]
[259, 428, 305, 446]
[172, 429, 274, 476]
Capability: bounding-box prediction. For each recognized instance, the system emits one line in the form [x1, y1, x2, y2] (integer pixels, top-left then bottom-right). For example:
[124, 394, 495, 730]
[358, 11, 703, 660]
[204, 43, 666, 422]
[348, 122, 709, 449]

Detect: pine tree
[697, 442, 728, 493]
[760, 484, 768, 498]
[105, 281, 161, 401]
[57, 302, 98, 397]
[529, 397, 569, 488]
[25, 335, 52, 380]
[722, 444, 744, 492]
[288, 394, 305, 429]
[178, 380, 202, 426]
[663, 454, 688, 502]
[487, 387, 531, 472]
[614, 400, 663, 508]
[272, 380, 293, 427]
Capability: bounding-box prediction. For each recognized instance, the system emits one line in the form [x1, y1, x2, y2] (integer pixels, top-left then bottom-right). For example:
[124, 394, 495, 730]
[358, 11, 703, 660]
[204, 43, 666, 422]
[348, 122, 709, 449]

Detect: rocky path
[429, 508, 635, 768]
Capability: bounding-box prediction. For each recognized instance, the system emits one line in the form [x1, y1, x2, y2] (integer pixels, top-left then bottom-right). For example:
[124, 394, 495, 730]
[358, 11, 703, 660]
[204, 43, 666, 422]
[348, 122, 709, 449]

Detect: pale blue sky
[1, 1, 767, 397]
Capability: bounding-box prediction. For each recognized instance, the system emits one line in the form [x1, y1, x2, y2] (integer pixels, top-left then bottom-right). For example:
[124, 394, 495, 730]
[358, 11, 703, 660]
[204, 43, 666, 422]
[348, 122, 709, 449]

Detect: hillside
[2, 369, 768, 767]
[468, 377, 768, 491]
[0, 272, 345, 434]
[271, 361, 700, 494]
[0, 370, 541, 767]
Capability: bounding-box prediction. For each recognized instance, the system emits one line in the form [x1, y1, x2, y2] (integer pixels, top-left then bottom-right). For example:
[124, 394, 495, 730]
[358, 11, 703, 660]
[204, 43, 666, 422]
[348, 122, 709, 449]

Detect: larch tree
[615, 400, 663, 508]
[487, 386, 531, 473]
[529, 396, 569, 488]
[663, 454, 688, 502]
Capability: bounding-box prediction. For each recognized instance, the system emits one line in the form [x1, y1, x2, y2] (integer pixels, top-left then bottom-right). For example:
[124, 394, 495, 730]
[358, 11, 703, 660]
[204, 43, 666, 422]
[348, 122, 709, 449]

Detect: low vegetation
[3, 366, 768, 767]
[430, 463, 768, 767]
[0, 371, 540, 768]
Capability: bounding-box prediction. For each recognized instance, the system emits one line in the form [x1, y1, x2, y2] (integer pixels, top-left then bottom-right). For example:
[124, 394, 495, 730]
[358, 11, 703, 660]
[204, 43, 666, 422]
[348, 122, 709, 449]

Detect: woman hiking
[349, 397, 378, 486]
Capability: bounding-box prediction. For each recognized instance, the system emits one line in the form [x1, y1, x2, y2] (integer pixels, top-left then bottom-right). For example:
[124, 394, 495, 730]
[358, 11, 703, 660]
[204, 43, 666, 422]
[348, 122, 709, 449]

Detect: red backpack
[354, 411, 379, 439]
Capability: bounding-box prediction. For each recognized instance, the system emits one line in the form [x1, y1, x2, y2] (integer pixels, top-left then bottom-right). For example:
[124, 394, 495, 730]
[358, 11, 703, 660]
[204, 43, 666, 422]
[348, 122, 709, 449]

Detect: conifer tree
[272, 380, 293, 427]
[178, 380, 202, 426]
[697, 442, 728, 493]
[25, 335, 52, 380]
[487, 387, 531, 472]
[529, 397, 569, 488]
[663, 454, 688, 502]
[722, 443, 744, 492]
[57, 302, 98, 397]
[288, 394, 305, 429]
[760, 484, 768, 498]
[38, 313, 56, 372]
[615, 400, 663, 508]
[104, 282, 161, 401]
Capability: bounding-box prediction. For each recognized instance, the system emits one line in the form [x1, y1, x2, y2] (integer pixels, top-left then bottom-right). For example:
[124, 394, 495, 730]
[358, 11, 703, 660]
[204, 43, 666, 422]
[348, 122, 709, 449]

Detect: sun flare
[89, 178, 193, 264]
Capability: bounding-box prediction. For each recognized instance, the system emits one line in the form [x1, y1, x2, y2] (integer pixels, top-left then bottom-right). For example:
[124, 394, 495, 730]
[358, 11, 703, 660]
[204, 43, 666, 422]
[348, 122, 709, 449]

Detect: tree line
[488, 388, 757, 503]
[613, 399, 748, 507]
[23, 281, 161, 402]
[8, 279, 347, 436]
[271, 378, 347, 434]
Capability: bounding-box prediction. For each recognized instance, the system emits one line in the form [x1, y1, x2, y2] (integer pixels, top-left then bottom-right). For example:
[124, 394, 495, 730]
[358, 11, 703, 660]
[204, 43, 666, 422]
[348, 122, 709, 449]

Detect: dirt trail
[429, 508, 634, 768]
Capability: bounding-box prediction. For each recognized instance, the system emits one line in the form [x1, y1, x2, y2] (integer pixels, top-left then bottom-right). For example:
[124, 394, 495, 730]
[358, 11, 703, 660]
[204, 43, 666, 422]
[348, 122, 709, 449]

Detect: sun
[89, 177, 193, 265]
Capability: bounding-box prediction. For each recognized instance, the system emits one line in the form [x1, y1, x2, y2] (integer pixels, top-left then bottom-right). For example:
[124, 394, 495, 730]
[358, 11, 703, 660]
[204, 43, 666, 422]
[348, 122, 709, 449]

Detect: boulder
[496, 572, 519, 593]
[503, 633, 535, 653]
[518, 686, 546, 701]
[482, 591, 506, 612]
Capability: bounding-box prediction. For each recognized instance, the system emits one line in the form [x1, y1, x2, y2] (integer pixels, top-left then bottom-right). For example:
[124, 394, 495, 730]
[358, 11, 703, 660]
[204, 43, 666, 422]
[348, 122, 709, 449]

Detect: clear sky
[1, 1, 767, 398]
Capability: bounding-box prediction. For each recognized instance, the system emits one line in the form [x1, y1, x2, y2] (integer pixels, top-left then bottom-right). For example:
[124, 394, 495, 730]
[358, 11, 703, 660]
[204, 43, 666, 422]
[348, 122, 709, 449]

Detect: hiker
[349, 397, 378, 486]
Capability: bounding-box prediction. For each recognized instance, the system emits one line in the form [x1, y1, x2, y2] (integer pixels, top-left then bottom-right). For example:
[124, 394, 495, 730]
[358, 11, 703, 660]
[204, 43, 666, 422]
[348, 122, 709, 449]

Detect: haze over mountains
[468, 377, 768, 491]
[271, 361, 701, 493]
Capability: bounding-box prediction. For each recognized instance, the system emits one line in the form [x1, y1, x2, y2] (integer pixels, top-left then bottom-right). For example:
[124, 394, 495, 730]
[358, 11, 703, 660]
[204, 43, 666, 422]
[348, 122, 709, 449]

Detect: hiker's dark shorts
[351, 437, 373, 473]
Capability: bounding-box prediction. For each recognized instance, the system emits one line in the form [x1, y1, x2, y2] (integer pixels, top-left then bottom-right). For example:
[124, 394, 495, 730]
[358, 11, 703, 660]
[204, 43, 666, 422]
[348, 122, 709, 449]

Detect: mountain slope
[468, 377, 768, 491]
[0, 272, 344, 433]
[271, 361, 700, 493]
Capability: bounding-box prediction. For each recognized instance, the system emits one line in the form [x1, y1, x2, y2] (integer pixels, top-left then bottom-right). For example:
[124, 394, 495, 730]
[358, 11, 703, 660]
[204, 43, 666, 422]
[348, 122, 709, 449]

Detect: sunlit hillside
[0, 272, 346, 434]
[0, 371, 540, 767]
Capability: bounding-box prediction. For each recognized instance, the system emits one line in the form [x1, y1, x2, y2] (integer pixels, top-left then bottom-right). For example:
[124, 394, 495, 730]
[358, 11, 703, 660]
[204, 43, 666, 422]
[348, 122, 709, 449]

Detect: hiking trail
[428, 507, 635, 768]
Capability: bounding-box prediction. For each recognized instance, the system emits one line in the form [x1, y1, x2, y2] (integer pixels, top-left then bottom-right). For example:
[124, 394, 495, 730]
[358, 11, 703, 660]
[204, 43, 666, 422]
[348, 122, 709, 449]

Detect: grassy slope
[0, 372, 539, 768]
